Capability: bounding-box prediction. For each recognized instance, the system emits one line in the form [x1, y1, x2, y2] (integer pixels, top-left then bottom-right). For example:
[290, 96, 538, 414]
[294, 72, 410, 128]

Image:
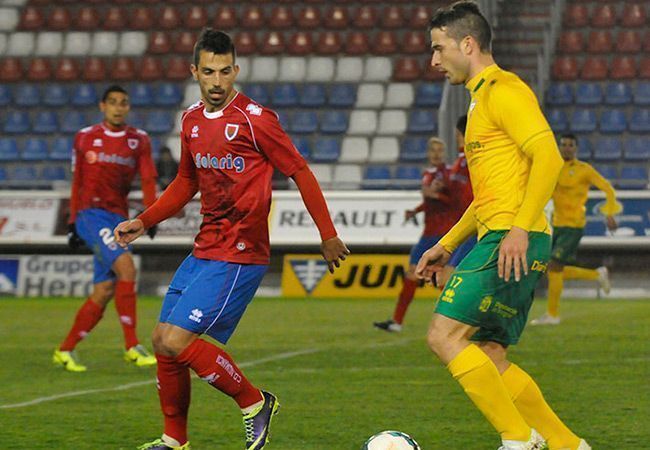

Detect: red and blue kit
[447, 150, 477, 267]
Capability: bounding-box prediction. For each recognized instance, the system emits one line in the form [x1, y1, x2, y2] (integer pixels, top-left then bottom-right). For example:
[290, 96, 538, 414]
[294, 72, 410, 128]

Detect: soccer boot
[137, 437, 191, 450]
[53, 349, 87, 372]
[576, 439, 592, 450]
[373, 319, 402, 333]
[125, 344, 157, 367]
[498, 429, 547, 450]
[597, 266, 611, 294]
[243, 390, 280, 450]
[530, 313, 561, 326]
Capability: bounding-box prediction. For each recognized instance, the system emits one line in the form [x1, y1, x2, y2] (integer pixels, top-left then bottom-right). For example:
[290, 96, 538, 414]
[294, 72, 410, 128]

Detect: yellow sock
[448, 344, 530, 441]
[502, 363, 581, 450]
[547, 270, 563, 317]
[563, 266, 599, 281]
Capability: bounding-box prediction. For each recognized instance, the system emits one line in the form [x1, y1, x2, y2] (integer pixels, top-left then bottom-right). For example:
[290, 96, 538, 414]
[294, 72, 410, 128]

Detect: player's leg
[563, 265, 610, 295]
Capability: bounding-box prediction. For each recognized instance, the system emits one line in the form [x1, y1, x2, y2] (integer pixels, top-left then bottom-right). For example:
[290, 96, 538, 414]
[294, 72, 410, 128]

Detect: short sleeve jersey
[421, 165, 457, 236]
[179, 92, 306, 265]
[72, 123, 157, 218]
[464, 64, 554, 238]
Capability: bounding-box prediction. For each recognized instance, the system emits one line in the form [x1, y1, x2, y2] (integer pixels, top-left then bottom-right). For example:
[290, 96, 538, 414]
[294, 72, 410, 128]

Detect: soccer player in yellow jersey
[531, 133, 618, 326]
[415, 3, 591, 449]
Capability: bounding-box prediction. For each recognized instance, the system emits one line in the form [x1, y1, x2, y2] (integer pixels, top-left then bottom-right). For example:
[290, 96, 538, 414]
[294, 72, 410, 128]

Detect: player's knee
[91, 283, 114, 305]
[426, 326, 448, 356]
[113, 255, 137, 281]
[156, 331, 189, 357]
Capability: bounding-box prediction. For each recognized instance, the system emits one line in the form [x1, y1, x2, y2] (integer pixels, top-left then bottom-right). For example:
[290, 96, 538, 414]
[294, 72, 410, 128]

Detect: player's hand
[415, 244, 451, 286]
[498, 226, 529, 282]
[321, 236, 350, 273]
[67, 223, 85, 250]
[146, 224, 158, 240]
[114, 219, 145, 248]
[431, 179, 445, 192]
[606, 215, 617, 232]
[404, 209, 417, 221]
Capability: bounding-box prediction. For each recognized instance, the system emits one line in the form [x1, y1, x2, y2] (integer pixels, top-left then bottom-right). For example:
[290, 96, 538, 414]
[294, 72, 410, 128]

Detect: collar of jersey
[465, 64, 500, 93]
[202, 91, 239, 120]
[101, 124, 126, 137]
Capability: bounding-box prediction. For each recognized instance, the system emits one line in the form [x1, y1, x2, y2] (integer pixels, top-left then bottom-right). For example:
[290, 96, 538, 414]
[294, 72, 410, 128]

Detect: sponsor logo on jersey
[189, 308, 203, 323]
[93, 138, 103, 147]
[194, 152, 245, 173]
[191, 125, 199, 138]
[97, 152, 136, 168]
[85, 151, 98, 164]
[246, 103, 262, 116]
[225, 123, 239, 141]
[127, 138, 139, 150]
[289, 259, 329, 294]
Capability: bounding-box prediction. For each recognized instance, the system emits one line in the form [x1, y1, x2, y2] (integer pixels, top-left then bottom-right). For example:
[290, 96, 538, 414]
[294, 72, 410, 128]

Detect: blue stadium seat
[3, 111, 30, 134]
[593, 137, 623, 161]
[329, 84, 357, 107]
[11, 166, 38, 181]
[155, 83, 182, 106]
[271, 84, 299, 107]
[127, 111, 145, 130]
[145, 111, 173, 134]
[574, 82, 602, 106]
[0, 138, 19, 161]
[0, 167, 6, 182]
[71, 84, 98, 107]
[300, 84, 326, 107]
[599, 109, 627, 134]
[362, 165, 392, 189]
[593, 164, 618, 182]
[320, 110, 349, 134]
[577, 137, 593, 160]
[60, 111, 87, 134]
[22, 138, 49, 161]
[51, 137, 73, 161]
[604, 82, 632, 106]
[401, 137, 428, 162]
[244, 84, 270, 105]
[415, 83, 443, 107]
[130, 83, 154, 107]
[0, 85, 12, 107]
[570, 109, 597, 133]
[149, 137, 162, 161]
[618, 166, 648, 189]
[394, 165, 422, 189]
[629, 109, 650, 133]
[13, 84, 40, 107]
[312, 138, 341, 162]
[633, 82, 650, 106]
[545, 83, 573, 106]
[32, 111, 59, 134]
[276, 110, 290, 130]
[290, 111, 318, 134]
[408, 110, 437, 134]
[44, 84, 69, 107]
[547, 108, 569, 132]
[42, 165, 67, 181]
[624, 137, 650, 161]
[291, 136, 312, 160]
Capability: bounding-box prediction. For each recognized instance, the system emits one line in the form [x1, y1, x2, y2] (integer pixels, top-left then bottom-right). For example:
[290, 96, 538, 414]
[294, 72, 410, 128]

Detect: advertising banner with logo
[0, 197, 59, 240]
[281, 254, 440, 299]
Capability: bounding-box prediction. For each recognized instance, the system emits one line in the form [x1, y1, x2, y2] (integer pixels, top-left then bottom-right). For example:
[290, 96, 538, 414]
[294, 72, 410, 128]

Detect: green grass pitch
[0, 296, 648, 449]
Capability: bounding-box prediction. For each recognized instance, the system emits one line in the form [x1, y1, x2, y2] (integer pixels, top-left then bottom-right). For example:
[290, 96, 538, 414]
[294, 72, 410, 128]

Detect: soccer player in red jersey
[373, 137, 456, 332]
[114, 29, 349, 450]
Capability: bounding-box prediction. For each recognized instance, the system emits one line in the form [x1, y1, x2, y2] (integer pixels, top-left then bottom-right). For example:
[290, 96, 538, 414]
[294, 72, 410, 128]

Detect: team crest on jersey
[468, 100, 477, 114]
[225, 124, 239, 141]
[246, 103, 263, 116]
[127, 138, 139, 150]
[191, 125, 199, 138]
[92, 138, 103, 147]
[290, 259, 329, 294]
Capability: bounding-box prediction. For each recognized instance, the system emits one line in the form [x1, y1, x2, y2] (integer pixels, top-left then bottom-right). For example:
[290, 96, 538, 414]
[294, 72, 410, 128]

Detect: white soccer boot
[530, 313, 561, 326]
[597, 266, 611, 294]
[498, 429, 547, 450]
[557, 439, 592, 450]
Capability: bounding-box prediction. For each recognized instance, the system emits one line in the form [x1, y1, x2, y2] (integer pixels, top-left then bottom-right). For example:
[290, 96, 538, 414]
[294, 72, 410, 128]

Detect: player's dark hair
[456, 115, 468, 134]
[430, 1, 492, 52]
[560, 133, 578, 144]
[194, 28, 236, 66]
[101, 85, 128, 102]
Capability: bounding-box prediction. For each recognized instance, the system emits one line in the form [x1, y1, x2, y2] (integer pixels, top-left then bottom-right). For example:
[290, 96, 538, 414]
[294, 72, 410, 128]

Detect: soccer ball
[362, 430, 421, 450]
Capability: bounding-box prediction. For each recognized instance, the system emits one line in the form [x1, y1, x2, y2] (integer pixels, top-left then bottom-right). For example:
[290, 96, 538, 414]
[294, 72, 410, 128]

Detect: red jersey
[179, 92, 306, 265]
[449, 151, 473, 220]
[70, 123, 157, 221]
[421, 164, 457, 236]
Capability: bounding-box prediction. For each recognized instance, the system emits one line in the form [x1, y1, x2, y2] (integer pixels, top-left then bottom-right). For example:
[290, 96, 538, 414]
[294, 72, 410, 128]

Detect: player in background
[54, 85, 158, 372]
[114, 29, 349, 450]
[373, 137, 455, 332]
[531, 133, 617, 326]
[415, 3, 591, 449]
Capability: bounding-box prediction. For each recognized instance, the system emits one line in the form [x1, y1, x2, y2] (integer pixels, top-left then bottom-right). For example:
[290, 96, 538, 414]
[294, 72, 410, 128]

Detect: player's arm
[405, 203, 424, 221]
[588, 166, 618, 231]
[138, 134, 159, 239]
[67, 134, 85, 249]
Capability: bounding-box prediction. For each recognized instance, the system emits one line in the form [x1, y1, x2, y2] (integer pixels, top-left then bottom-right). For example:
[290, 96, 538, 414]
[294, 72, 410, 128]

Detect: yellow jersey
[552, 159, 617, 228]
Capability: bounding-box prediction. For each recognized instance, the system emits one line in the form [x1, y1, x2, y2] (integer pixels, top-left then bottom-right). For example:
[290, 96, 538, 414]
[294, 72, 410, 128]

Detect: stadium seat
[236, 56, 250, 83]
[577, 138, 593, 160]
[311, 138, 341, 162]
[260, 31, 285, 55]
[393, 57, 422, 82]
[0, 138, 19, 161]
[353, 6, 378, 28]
[272, 83, 299, 107]
[400, 137, 428, 162]
[580, 57, 608, 80]
[618, 166, 648, 189]
[300, 84, 326, 107]
[362, 165, 391, 189]
[32, 111, 58, 134]
[604, 82, 632, 105]
[110, 57, 135, 80]
[356, 83, 385, 108]
[0, 167, 6, 182]
[6, 32, 34, 56]
[287, 32, 313, 56]
[558, 31, 584, 54]
[408, 110, 437, 134]
[335, 57, 363, 82]
[148, 32, 171, 55]
[249, 57, 278, 82]
[309, 164, 333, 187]
[340, 137, 370, 163]
[333, 164, 362, 190]
[364, 57, 392, 82]
[320, 110, 349, 134]
[19, 6, 45, 30]
[63, 32, 91, 56]
[145, 111, 173, 134]
[276, 111, 290, 130]
[50, 137, 73, 161]
[563, 4, 588, 27]
[0, 34, 6, 58]
[291, 111, 318, 134]
[0, 85, 10, 107]
[402, 31, 427, 54]
[324, 6, 349, 29]
[155, 83, 182, 106]
[616, 31, 642, 53]
[377, 110, 407, 135]
[414, 83, 443, 108]
[552, 56, 579, 81]
[244, 84, 270, 104]
[42, 165, 67, 182]
[71, 83, 98, 106]
[129, 7, 154, 30]
[34, 32, 63, 56]
[634, 82, 650, 106]
[165, 57, 189, 81]
[241, 6, 265, 29]
[621, 3, 646, 27]
[610, 57, 637, 80]
[546, 83, 573, 106]
[269, 6, 293, 28]
[593, 137, 623, 161]
[587, 30, 613, 53]
[54, 58, 80, 82]
[291, 137, 311, 160]
[594, 164, 618, 183]
[158, 6, 181, 29]
[134, 56, 162, 82]
[570, 109, 597, 133]
[591, 4, 616, 28]
[214, 6, 237, 30]
[11, 166, 38, 182]
[329, 83, 356, 107]
[75, 6, 100, 30]
[278, 56, 307, 82]
[394, 165, 422, 189]
[547, 108, 569, 132]
[181, 83, 200, 108]
[410, 5, 431, 28]
[127, 111, 145, 130]
[14, 84, 39, 107]
[624, 137, 650, 161]
[348, 110, 377, 135]
[3, 111, 30, 134]
[60, 111, 87, 134]
[575, 82, 603, 106]
[369, 137, 399, 162]
[92, 32, 119, 56]
[129, 83, 153, 107]
[385, 83, 414, 108]
[26, 58, 52, 82]
[104, 7, 127, 30]
[82, 57, 107, 81]
[641, 58, 650, 79]
[600, 109, 628, 134]
[22, 138, 49, 159]
[629, 110, 650, 133]
[120, 32, 147, 56]
[381, 5, 405, 28]
[297, 6, 321, 29]
[184, 6, 208, 29]
[315, 31, 342, 55]
[48, 7, 71, 31]
[345, 32, 371, 55]
[423, 61, 446, 82]
[372, 31, 398, 55]
[43, 84, 68, 107]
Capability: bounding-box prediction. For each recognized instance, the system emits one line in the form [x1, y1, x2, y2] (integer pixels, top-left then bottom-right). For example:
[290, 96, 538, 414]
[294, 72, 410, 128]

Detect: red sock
[177, 339, 263, 409]
[156, 354, 191, 445]
[392, 278, 419, 324]
[115, 280, 138, 349]
[59, 298, 104, 351]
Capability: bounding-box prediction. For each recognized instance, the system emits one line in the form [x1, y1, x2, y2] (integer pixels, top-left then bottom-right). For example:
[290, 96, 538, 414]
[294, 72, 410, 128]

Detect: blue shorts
[160, 255, 268, 344]
[409, 235, 441, 265]
[76, 208, 130, 284]
[448, 235, 478, 267]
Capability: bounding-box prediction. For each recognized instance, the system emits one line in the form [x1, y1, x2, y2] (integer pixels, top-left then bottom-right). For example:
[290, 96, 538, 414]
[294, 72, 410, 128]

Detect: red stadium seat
[129, 7, 154, 30]
[315, 31, 342, 55]
[148, 32, 172, 55]
[410, 6, 432, 29]
[0, 57, 23, 82]
[260, 31, 285, 55]
[75, 7, 100, 30]
[27, 57, 52, 81]
[158, 6, 181, 30]
[82, 57, 107, 81]
[184, 6, 208, 29]
[616, 31, 642, 53]
[621, 3, 646, 27]
[644, 30, 650, 52]
[111, 57, 136, 81]
[558, 31, 584, 54]
[324, 7, 349, 29]
[591, 5, 617, 28]
[393, 57, 422, 82]
[580, 57, 608, 80]
[610, 56, 637, 80]
[174, 31, 197, 55]
[372, 31, 398, 55]
[586, 30, 613, 53]
[563, 4, 589, 27]
[423, 60, 446, 81]
[296, 7, 321, 29]
[344, 32, 370, 55]
[54, 57, 80, 81]
[241, 6, 265, 29]
[139, 56, 164, 81]
[640, 58, 650, 79]
[19, 7, 45, 31]
[352, 6, 378, 29]
[552, 56, 579, 80]
[214, 7, 238, 30]
[287, 32, 313, 56]
[103, 7, 127, 31]
[402, 31, 427, 54]
[269, 6, 294, 28]
[234, 32, 258, 56]
[48, 7, 72, 31]
[381, 6, 405, 28]
[166, 56, 190, 81]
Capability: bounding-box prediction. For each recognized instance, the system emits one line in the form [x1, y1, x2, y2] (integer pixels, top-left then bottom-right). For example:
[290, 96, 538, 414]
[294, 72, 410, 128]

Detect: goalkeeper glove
[67, 223, 85, 250]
